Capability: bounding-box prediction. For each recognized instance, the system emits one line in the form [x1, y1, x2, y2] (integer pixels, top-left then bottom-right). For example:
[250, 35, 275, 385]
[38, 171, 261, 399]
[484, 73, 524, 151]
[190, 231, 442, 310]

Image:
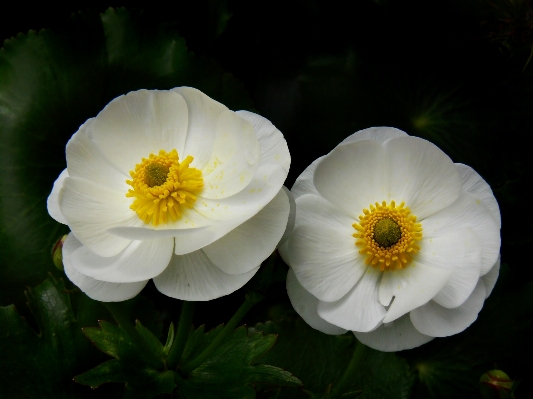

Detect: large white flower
[47, 87, 291, 302]
[280, 127, 501, 352]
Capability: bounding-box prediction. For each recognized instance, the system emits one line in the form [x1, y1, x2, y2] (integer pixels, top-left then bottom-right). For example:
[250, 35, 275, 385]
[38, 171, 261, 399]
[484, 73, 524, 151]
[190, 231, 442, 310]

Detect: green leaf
[0, 275, 114, 398]
[76, 318, 175, 398]
[0, 7, 253, 309]
[177, 325, 301, 397]
[252, 317, 414, 399]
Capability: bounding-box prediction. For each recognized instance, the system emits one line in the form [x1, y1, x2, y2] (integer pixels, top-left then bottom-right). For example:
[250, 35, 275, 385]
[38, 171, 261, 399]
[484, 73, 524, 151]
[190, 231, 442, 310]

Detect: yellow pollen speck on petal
[352, 200, 422, 272]
[126, 149, 204, 226]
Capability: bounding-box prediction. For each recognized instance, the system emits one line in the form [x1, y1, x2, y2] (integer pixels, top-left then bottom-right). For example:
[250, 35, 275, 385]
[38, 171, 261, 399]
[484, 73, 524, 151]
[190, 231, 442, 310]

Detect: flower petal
[278, 186, 296, 248]
[428, 230, 482, 308]
[314, 140, 390, 218]
[383, 136, 462, 220]
[47, 169, 69, 224]
[317, 267, 386, 332]
[89, 89, 190, 173]
[381, 260, 454, 323]
[289, 222, 365, 305]
[410, 280, 487, 337]
[153, 250, 258, 300]
[339, 126, 408, 146]
[70, 237, 174, 283]
[424, 190, 499, 281]
[286, 269, 347, 335]
[60, 177, 141, 256]
[199, 109, 260, 199]
[236, 110, 290, 172]
[66, 125, 129, 190]
[481, 256, 500, 298]
[203, 188, 290, 274]
[63, 234, 147, 302]
[291, 157, 323, 200]
[456, 163, 501, 228]
[354, 314, 434, 352]
[173, 87, 227, 170]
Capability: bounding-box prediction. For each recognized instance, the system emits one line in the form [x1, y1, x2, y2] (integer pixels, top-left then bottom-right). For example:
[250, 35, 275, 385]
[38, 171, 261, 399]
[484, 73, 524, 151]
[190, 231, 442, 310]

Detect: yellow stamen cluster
[352, 201, 422, 271]
[126, 149, 204, 226]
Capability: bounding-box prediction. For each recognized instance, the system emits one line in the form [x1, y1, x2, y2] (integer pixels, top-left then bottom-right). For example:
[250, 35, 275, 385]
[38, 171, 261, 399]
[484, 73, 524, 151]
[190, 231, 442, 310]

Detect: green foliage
[76, 320, 176, 399]
[0, 7, 253, 308]
[0, 276, 114, 398]
[252, 317, 415, 399]
[176, 324, 301, 398]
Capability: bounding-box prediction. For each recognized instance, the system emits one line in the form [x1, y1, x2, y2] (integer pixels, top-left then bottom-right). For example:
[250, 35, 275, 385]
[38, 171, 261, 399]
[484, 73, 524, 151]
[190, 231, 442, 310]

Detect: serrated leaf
[0, 276, 113, 398]
[252, 317, 414, 399]
[178, 324, 301, 397]
[76, 317, 174, 398]
[0, 6, 253, 309]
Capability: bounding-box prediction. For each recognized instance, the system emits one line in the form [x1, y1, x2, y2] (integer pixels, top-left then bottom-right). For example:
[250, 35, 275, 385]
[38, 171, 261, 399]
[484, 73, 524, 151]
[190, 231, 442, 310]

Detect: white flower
[280, 127, 501, 352]
[47, 87, 291, 302]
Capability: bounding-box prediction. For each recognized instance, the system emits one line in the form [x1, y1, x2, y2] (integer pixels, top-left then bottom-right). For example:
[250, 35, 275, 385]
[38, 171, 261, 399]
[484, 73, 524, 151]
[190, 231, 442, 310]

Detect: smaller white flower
[280, 127, 501, 352]
[48, 87, 291, 302]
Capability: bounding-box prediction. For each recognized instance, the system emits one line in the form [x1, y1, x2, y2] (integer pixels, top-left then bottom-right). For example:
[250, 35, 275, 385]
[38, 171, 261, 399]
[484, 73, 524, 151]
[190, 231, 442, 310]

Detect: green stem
[167, 301, 195, 369]
[104, 302, 165, 370]
[180, 291, 263, 374]
[327, 340, 367, 399]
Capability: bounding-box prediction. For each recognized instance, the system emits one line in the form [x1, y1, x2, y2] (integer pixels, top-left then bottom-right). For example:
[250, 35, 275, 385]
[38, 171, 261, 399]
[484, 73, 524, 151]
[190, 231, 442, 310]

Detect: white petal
[63, 234, 147, 302]
[354, 314, 434, 352]
[286, 269, 347, 335]
[89, 90, 190, 173]
[70, 237, 174, 283]
[381, 260, 453, 323]
[278, 186, 296, 247]
[288, 225, 365, 302]
[314, 140, 390, 218]
[153, 250, 258, 300]
[108, 226, 208, 240]
[456, 163, 501, 228]
[339, 126, 408, 146]
[199, 109, 260, 199]
[278, 240, 290, 266]
[317, 267, 386, 332]
[481, 256, 500, 298]
[203, 188, 289, 274]
[66, 125, 128, 190]
[291, 157, 323, 200]
[427, 230, 482, 309]
[236, 110, 290, 172]
[383, 136, 462, 220]
[47, 169, 69, 224]
[173, 87, 227, 170]
[423, 190, 500, 276]
[60, 177, 140, 256]
[410, 280, 487, 337]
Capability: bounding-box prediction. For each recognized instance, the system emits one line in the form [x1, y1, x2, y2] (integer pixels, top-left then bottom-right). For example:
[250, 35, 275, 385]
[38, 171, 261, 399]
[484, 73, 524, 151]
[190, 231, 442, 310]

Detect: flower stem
[327, 340, 368, 399]
[167, 300, 195, 369]
[104, 302, 165, 370]
[180, 291, 264, 375]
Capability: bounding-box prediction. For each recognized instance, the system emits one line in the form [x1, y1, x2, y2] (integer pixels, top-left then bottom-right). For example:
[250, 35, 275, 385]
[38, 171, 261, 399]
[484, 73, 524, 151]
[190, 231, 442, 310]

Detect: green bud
[51, 235, 68, 270]
[480, 370, 515, 399]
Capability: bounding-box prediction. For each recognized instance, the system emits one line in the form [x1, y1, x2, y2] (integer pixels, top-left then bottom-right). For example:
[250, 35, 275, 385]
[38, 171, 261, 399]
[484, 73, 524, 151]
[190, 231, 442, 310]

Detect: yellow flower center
[126, 149, 204, 226]
[352, 201, 422, 271]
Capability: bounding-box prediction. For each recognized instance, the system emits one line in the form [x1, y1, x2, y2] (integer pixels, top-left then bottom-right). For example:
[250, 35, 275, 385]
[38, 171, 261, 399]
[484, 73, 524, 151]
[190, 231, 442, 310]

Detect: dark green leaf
[0, 275, 113, 398]
[177, 325, 301, 397]
[76, 318, 175, 398]
[252, 317, 414, 399]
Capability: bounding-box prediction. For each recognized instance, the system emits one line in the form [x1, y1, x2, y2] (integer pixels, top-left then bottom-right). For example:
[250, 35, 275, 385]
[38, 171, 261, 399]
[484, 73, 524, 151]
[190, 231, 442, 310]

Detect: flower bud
[51, 235, 68, 270]
[479, 370, 515, 399]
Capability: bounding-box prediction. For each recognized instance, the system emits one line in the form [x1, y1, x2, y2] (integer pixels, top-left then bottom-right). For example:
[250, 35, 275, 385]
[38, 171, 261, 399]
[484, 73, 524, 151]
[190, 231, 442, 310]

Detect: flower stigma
[126, 149, 204, 226]
[352, 201, 422, 271]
